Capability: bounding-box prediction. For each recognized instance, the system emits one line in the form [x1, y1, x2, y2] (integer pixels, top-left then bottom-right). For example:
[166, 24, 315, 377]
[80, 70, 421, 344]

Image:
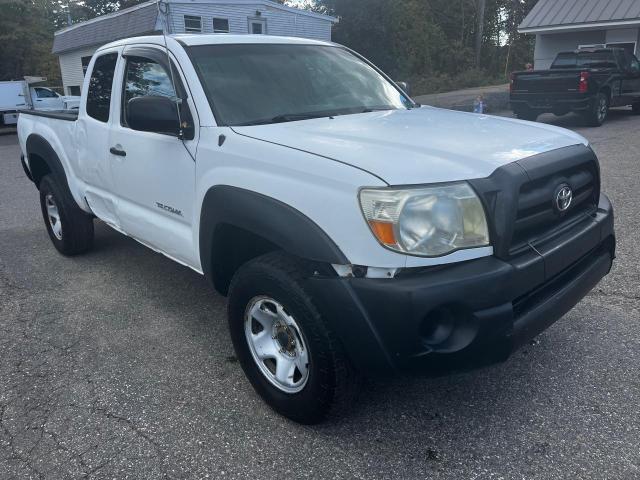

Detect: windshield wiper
[236, 106, 407, 126]
[357, 107, 394, 113]
[237, 112, 335, 126]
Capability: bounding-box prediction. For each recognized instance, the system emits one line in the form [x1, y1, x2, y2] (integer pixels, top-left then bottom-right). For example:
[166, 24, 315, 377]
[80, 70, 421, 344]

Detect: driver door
[620, 51, 640, 102]
[108, 47, 200, 269]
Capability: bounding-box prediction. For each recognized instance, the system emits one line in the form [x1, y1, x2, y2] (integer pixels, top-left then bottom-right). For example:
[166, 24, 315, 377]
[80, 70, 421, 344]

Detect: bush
[409, 69, 507, 96]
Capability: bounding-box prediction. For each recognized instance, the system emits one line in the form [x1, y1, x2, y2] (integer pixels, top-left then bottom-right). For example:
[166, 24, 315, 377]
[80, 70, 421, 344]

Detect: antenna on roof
[156, 0, 196, 161]
[157, 0, 188, 141]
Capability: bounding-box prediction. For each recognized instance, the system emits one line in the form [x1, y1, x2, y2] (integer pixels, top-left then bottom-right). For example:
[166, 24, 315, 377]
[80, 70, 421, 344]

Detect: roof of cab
[96, 34, 335, 52]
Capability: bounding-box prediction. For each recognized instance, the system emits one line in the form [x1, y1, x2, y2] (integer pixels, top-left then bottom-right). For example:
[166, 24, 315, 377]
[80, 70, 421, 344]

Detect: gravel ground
[0, 109, 638, 479]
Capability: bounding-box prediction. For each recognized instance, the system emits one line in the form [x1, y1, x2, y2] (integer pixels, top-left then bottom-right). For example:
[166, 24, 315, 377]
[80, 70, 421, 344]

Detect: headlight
[359, 182, 490, 257]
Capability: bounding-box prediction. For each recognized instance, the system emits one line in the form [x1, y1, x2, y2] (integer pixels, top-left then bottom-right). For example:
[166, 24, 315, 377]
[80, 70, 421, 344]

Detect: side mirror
[127, 96, 180, 136]
[396, 81, 411, 96]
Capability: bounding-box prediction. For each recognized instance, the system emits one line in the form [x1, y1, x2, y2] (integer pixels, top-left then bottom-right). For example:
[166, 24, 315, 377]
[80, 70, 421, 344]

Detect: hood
[233, 107, 588, 185]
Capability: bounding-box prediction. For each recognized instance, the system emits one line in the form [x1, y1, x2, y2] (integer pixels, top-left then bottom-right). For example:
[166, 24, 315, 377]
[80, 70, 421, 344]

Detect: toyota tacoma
[18, 35, 615, 424]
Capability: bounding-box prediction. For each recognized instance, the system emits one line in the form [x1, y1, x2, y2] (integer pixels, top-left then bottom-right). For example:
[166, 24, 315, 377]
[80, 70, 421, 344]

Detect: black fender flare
[199, 185, 349, 283]
[25, 134, 70, 190]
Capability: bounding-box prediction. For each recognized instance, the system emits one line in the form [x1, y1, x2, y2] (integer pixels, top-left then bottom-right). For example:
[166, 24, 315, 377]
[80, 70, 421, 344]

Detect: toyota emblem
[555, 185, 573, 212]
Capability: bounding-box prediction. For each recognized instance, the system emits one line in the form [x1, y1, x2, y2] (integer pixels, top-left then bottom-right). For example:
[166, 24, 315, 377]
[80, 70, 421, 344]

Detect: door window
[86, 53, 118, 122]
[35, 88, 58, 98]
[121, 55, 193, 135]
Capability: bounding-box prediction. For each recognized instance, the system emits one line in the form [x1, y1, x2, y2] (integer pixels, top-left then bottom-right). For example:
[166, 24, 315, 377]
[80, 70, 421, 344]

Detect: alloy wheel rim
[244, 296, 310, 393]
[45, 194, 62, 240]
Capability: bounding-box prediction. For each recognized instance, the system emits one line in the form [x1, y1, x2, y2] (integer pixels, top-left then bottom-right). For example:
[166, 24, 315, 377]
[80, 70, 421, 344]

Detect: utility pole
[475, 0, 486, 67]
[67, 0, 73, 26]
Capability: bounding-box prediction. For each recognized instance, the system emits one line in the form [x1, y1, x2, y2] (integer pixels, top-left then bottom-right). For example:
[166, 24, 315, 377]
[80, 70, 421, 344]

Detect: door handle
[110, 147, 126, 157]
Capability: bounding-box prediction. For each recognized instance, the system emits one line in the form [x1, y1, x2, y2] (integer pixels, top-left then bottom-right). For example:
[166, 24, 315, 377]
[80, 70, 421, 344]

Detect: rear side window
[86, 53, 118, 122]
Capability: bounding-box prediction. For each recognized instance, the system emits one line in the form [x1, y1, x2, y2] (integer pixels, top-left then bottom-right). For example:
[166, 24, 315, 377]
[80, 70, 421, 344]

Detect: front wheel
[583, 93, 609, 127]
[227, 252, 360, 424]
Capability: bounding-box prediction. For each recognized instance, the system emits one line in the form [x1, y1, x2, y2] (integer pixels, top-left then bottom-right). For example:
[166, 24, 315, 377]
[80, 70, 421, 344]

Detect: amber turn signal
[368, 221, 397, 246]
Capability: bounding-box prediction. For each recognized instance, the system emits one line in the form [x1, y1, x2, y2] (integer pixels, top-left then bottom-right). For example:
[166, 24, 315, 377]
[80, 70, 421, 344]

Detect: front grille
[510, 160, 599, 254]
[468, 144, 601, 260]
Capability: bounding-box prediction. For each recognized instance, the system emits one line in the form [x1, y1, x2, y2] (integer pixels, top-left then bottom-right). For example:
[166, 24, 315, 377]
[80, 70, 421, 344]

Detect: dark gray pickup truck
[510, 48, 640, 126]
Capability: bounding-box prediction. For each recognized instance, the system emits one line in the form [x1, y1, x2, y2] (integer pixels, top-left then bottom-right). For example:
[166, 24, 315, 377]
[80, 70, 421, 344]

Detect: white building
[53, 0, 337, 95]
[519, 0, 640, 70]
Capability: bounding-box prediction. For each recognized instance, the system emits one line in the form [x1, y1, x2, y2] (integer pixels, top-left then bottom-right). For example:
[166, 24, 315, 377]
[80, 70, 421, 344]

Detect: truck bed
[19, 109, 79, 121]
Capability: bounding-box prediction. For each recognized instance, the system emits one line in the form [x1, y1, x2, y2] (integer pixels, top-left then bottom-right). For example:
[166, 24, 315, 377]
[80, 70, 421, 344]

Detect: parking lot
[0, 109, 639, 479]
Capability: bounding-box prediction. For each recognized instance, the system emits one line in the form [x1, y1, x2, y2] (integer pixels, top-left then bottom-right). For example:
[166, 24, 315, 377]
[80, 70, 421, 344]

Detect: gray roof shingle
[52, 1, 159, 54]
[520, 0, 640, 31]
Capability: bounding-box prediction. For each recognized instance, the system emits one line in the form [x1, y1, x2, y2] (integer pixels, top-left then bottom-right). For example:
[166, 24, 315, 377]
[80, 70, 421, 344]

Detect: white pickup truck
[18, 34, 615, 424]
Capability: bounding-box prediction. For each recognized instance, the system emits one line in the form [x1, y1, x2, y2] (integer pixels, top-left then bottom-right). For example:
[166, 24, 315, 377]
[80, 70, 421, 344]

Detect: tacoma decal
[156, 202, 183, 217]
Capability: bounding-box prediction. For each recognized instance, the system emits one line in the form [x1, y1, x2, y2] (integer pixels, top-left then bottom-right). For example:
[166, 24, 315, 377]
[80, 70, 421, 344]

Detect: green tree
[0, 0, 60, 82]
[314, 0, 536, 94]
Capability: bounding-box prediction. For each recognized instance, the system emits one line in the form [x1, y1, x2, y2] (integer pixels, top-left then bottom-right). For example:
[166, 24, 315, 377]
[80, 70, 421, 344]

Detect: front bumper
[305, 194, 615, 376]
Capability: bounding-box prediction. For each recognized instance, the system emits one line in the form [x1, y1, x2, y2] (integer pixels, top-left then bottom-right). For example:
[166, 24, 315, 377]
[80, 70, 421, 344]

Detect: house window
[68, 86, 81, 96]
[248, 18, 266, 35]
[81, 56, 92, 76]
[606, 42, 637, 55]
[213, 18, 229, 33]
[184, 15, 202, 33]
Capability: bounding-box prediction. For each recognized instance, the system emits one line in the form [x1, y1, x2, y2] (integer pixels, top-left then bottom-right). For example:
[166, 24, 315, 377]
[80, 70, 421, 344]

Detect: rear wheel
[39, 175, 94, 256]
[583, 92, 609, 127]
[227, 252, 359, 424]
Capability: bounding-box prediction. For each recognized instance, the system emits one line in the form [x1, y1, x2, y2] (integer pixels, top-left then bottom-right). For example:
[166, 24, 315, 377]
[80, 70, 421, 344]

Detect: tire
[39, 174, 94, 256]
[515, 109, 538, 122]
[632, 102, 640, 115]
[227, 251, 360, 424]
[583, 92, 609, 127]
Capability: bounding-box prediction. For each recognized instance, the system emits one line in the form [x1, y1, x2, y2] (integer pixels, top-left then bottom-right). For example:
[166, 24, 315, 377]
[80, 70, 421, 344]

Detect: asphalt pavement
[0, 109, 639, 479]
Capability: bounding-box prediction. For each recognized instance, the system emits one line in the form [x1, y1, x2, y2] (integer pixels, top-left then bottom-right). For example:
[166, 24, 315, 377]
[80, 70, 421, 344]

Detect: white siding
[533, 27, 640, 69]
[534, 30, 606, 69]
[59, 45, 98, 95]
[167, 2, 332, 40]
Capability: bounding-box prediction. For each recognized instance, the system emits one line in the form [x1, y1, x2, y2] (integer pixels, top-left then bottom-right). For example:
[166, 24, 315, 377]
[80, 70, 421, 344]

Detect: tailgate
[513, 70, 581, 94]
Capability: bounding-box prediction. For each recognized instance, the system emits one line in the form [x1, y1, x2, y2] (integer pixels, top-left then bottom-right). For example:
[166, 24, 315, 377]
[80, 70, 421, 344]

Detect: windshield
[187, 44, 413, 126]
[551, 51, 618, 69]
